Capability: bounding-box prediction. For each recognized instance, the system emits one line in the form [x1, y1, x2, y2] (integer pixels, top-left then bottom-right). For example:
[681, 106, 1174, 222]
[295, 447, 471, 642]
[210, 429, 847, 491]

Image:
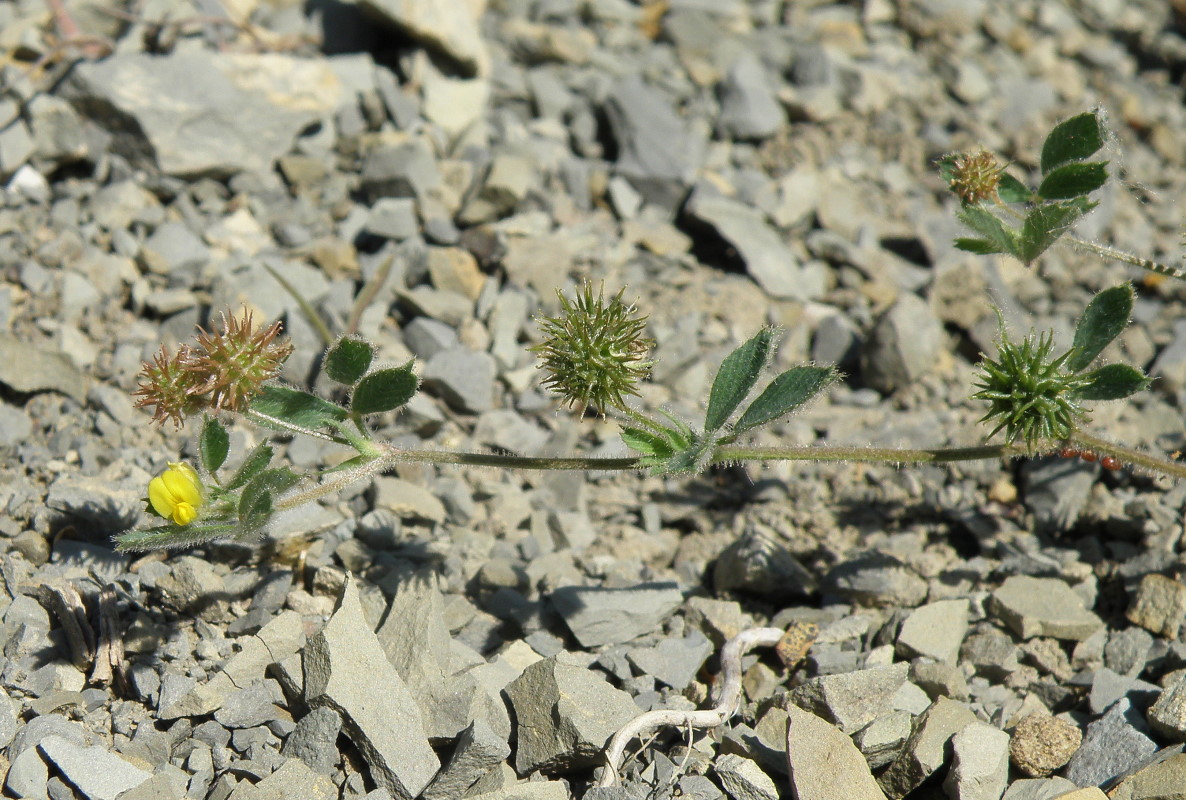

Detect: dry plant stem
[262, 264, 335, 346]
[345, 253, 396, 336]
[596, 627, 785, 788]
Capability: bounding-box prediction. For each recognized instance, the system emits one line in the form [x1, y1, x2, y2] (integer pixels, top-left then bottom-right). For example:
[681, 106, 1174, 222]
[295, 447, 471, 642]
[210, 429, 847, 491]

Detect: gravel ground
[4, 0, 1186, 799]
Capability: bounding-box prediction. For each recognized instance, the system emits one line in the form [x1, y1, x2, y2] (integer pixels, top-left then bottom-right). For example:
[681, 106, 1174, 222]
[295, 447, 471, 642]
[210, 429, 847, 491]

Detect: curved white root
[596, 626, 787, 788]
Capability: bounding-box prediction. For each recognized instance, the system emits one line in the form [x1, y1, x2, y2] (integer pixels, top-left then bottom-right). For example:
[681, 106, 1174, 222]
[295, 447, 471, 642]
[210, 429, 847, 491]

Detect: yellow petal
[161, 463, 202, 508]
[147, 475, 175, 519]
[172, 502, 198, 525]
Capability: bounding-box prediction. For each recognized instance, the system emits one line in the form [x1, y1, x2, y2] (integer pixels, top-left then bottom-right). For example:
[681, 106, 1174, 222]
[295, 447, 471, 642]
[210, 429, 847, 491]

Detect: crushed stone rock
[551, 582, 683, 648]
[990, 576, 1104, 641]
[303, 575, 439, 799]
[1009, 714, 1082, 778]
[504, 651, 639, 774]
[785, 704, 887, 800]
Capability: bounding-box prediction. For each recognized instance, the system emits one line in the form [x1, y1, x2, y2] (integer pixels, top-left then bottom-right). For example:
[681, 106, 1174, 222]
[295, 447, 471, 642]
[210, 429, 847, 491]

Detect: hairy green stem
[711, 443, 1024, 464]
[1064, 236, 1186, 281]
[1070, 431, 1186, 480]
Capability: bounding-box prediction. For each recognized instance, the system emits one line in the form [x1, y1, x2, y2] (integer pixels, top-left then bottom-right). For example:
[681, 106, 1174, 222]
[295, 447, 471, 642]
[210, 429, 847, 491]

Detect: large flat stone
[304, 575, 439, 799]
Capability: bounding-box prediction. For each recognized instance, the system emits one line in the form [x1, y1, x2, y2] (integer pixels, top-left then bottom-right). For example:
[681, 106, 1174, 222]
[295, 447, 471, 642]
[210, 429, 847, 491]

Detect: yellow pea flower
[148, 462, 204, 525]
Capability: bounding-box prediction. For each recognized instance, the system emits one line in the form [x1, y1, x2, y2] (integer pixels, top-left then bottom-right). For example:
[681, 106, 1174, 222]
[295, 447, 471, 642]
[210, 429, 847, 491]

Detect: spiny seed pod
[133, 309, 293, 428]
[946, 149, 1004, 205]
[186, 311, 293, 413]
[531, 283, 655, 414]
[133, 345, 207, 429]
[972, 328, 1092, 452]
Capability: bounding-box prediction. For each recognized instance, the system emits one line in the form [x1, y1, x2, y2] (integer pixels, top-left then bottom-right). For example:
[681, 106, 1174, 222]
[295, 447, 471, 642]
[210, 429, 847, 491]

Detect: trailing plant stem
[1064, 236, 1186, 281]
[1070, 431, 1186, 480]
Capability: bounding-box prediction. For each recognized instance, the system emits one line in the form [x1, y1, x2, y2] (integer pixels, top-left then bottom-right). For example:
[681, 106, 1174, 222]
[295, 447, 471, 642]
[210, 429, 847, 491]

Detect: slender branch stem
[380, 443, 641, 471]
[273, 453, 397, 512]
[1064, 235, 1186, 281]
[712, 442, 1023, 464]
[244, 409, 344, 443]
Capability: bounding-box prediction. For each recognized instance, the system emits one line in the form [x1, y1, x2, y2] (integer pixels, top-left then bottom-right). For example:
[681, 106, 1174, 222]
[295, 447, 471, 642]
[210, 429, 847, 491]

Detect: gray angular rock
[712, 530, 817, 599]
[785, 704, 887, 800]
[377, 573, 510, 742]
[504, 652, 639, 774]
[1063, 697, 1157, 787]
[1127, 573, 1186, 638]
[61, 52, 343, 177]
[213, 679, 287, 729]
[303, 575, 439, 799]
[361, 139, 442, 201]
[364, 198, 420, 240]
[1000, 778, 1079, 800]
[789, 663, 909, 734]
[877, 698, 978, 799]
[942, 722, 1009, 800]
[718, 54, 786, 140]
[356, 0, 488, 75]
[239, 757, 337, 800]
[684, 185, 809, 300]
[282, 706, 342, 774]
[422, 347, 498, 413]
[824, 552, 927, 608]
[0, 334, 89, 403]
[421, 719, 511, 800]
[990, 576, 1103, 641]
[860, 292, 944, 394]
[1107, 749, 1186, 800]
[138, 221, 209, 274]
[1148, 674, 1186, 742]
[895, 599, 969, 663]
[626, 632, 713, 691]
[6, 747, 49, 799]
[960, 628, 1021, 680]
[551, 582, 683, 648]
[713, 753, 778, 800]
[1089, 667, 1159, 715]
[38, 735, 152, 800]
[852, 711, 913, 770]
[403, 316, 459, 360]
[604, 75, 698, 213]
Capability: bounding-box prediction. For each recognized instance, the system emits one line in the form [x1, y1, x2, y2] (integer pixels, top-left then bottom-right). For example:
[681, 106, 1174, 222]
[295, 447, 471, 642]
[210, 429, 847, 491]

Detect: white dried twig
[597, 626, 786, 787]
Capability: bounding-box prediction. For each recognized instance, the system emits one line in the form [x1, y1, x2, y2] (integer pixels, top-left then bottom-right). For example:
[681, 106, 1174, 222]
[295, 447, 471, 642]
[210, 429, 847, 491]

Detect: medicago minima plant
[117, 110, 1186, 552]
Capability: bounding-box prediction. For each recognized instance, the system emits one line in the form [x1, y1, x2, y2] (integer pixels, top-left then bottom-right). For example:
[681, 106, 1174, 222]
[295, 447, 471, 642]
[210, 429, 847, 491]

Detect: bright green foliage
[623, 332, 836, 474]
[1067, 283, 1132, 372]
[199, 416, 229, 474]
[973, 284, 1149, 450]
[705, 328, 776, 432]
[251, 385, 348, 430]
[1071, 364, 1150, 401]
[1040, 111, 1104, 173]
[238, 468, 301, 531]
[324, 336, 375, 384]
[225, 443, 274, 491]
[945, 110, 1108, 266]
[734, 366, 838, 435]
[351, 365, 418, 415]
